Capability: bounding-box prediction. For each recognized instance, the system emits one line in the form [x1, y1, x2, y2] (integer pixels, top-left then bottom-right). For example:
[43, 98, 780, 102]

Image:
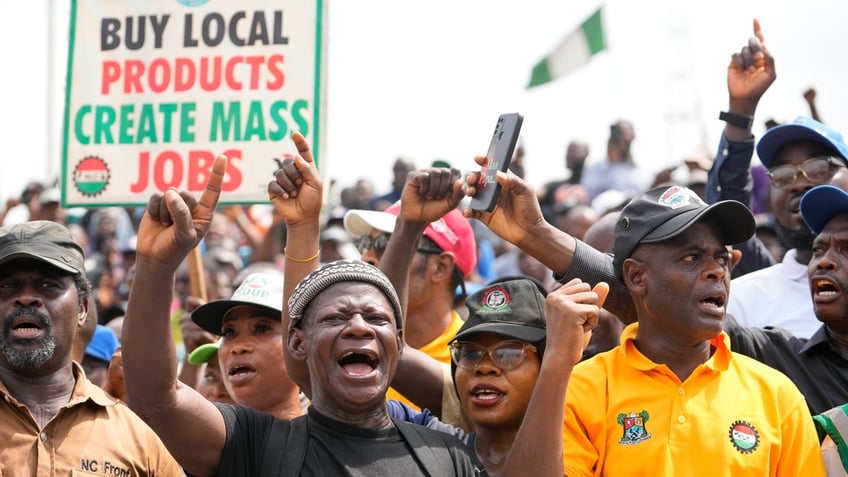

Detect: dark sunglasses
[356, 234, 390, 257]
[356, 234, 443, 258]
[449, 339, 537, 370]
[766, 156, 845, 189]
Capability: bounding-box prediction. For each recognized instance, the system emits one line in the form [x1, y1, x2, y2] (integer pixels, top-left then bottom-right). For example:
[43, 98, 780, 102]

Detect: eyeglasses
[766, 156, 845, 188]
[449, 339, 537, 370]
[356, 234, 390, 257]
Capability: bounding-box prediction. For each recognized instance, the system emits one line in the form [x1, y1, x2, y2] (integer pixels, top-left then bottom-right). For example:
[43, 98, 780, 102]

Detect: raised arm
[502, 278, 608, 476]
[708, 18, 775, 204]
[708, 19, 777, 276]
[122, 155, 228, 477]
[465, 163, 637, 324]
[725, 19, 775, 143]
[803, 88, 822, 123]
[386, 167, 465, 415]
[268, 131, 323, 396]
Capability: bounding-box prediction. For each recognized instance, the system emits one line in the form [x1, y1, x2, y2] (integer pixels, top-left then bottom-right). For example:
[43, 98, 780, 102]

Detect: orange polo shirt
[563, 323, 825, 476]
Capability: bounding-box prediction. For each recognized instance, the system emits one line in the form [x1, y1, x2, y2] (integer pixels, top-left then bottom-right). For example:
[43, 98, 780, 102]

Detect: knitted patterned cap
[288, 260, 403, 329]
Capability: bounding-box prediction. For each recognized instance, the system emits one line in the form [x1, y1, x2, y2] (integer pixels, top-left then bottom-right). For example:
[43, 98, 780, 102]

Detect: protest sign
[62, 0, 325, 206]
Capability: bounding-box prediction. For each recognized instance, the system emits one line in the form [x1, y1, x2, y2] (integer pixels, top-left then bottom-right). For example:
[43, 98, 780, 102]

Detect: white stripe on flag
[527, 6, 606, 88]
[546, 32, 593, 80]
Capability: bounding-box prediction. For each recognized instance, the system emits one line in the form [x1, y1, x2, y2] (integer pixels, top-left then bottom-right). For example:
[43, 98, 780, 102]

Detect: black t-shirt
[301, 407, 426, 475]
[215, 404, 485, 476]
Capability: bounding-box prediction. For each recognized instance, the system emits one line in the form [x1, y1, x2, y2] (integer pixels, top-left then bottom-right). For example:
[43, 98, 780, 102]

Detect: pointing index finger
[753, 18, 765, 45]
[292, 131, 314, 164]
[199, 154, 227, 212]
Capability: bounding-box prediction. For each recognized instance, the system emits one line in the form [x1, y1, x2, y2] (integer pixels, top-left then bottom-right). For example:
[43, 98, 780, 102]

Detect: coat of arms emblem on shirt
[617, 410, 652, 445]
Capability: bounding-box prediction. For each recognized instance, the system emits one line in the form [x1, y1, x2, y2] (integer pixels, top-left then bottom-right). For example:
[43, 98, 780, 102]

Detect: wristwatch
[719, 111, 754, 129]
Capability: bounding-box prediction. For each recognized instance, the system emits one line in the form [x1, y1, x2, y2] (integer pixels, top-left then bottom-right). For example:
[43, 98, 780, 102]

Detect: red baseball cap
[385, 204, 477, 277]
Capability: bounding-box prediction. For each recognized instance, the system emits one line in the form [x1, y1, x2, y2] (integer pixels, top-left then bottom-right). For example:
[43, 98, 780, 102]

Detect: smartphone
[469, 113, 524, 212]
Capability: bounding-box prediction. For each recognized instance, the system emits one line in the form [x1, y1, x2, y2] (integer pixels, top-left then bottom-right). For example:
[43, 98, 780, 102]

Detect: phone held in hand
[469, 113, 524, 212]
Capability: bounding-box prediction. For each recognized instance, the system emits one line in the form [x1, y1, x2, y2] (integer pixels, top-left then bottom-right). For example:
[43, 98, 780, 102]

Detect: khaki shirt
[0, 362, 182, 476]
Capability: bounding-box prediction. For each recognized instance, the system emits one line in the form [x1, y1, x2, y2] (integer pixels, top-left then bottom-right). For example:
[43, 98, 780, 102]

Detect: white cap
[342, 209, 397, 239]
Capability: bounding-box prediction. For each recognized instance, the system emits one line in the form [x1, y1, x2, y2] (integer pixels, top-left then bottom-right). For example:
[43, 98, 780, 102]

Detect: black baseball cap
[0, 221, 86, 275]
[612, 185, 755, 279]
[452, 278, 547, 346]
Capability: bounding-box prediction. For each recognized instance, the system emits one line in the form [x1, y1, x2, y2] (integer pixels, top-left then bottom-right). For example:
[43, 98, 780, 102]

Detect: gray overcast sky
[2, 0, 846, 204]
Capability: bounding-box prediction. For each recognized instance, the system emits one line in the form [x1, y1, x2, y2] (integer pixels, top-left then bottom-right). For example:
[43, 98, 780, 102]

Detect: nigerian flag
[527, 6, 607, 88]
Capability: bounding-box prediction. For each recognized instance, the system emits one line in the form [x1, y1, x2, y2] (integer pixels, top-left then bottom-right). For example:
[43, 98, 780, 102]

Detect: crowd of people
[2, 18, 848, 476]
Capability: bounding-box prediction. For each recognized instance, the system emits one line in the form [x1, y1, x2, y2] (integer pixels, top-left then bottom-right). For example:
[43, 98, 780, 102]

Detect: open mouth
[812, 276, 841, 299]
[229, 365, 255, 376]
[699, 294, 725, 310]
[473, 389, 503, 401]
[338, 350, 378, 376]
[469, 384, 505, 405]
[226, 363, 257, 385]
[9, 318, 45, 339]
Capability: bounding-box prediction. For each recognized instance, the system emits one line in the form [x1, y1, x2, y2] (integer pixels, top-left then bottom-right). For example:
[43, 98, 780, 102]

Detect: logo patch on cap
[429, 217, 459, 245]
[235, 275, 270, 300]
[658, 185, 704, 209]
[477, 285, 512, 314]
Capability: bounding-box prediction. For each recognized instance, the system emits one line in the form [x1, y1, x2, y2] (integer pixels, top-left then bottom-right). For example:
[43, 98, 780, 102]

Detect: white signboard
[62, 0, 325, 206]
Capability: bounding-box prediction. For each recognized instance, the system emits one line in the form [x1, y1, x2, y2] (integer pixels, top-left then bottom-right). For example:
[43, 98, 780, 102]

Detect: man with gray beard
[0, 220, 180, 476]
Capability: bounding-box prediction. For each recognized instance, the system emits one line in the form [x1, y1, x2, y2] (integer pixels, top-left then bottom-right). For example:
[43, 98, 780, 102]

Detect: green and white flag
[527, 6, 606, 89]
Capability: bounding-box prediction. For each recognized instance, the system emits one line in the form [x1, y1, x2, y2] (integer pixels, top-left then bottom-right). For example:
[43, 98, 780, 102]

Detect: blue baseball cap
[85, 325, 120, 363]
[800, 185, 848, 234]
[756, 116, 848, 169]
